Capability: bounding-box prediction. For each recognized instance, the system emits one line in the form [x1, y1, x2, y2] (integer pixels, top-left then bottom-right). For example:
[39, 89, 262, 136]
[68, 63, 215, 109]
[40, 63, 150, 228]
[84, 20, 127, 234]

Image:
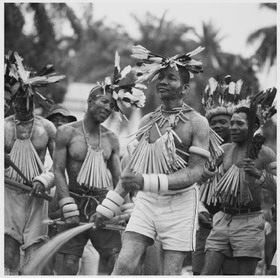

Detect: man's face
[155, 67, 184, 101]
[88, 92, 114, 123]
[229, 112, 248, 143]
[209, 114, 231, 141]
[49, 114, 70, 128]
[13, 97, 33, 120]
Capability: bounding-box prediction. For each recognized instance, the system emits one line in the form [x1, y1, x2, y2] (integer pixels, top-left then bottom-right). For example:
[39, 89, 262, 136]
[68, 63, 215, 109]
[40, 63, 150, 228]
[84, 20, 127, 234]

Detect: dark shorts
[57, 226, 122, 259]
[57, 187, 122, 259]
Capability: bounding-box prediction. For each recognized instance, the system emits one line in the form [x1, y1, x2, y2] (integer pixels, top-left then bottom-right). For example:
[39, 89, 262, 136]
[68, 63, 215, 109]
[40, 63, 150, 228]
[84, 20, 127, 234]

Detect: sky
[92, 1, 276, 58]
[68, 0, 277, 89]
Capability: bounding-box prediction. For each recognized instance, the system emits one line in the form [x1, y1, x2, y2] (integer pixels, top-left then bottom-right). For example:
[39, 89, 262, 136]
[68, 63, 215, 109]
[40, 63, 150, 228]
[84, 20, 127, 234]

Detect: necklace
[158, 103, 190, 127]
[82, 120, 101, 150]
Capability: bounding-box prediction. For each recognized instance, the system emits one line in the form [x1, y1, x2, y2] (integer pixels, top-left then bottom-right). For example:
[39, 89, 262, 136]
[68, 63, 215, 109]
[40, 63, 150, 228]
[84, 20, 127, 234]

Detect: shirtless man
[5, 94, 56, 274]
[53, 87, 122, 275]
[193, 76, 240, 275]
[94, 46, 210, 275]
[201, 105, 277, 275]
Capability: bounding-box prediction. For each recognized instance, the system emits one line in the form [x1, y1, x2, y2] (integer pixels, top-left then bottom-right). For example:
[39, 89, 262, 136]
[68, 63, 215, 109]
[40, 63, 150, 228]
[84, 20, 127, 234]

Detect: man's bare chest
[148, 120, 192, 150]
[5, 122, 49, 154]
[68, 134, 112, 162]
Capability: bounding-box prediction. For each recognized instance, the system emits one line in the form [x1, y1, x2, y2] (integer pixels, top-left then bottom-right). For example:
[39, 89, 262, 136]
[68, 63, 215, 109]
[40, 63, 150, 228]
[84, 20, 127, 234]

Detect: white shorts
[125, 185, 199, 251]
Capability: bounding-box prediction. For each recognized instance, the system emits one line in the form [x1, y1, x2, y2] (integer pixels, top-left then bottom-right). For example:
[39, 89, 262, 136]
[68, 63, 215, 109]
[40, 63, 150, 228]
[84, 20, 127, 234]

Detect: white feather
[120, 65, 131, 79]
[228, 82, 235, 95]
[235, 80, 243, 94]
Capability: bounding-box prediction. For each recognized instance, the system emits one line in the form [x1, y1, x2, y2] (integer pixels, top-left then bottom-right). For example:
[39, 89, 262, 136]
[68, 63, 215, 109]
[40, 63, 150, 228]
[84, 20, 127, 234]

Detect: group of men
[4, 46, 276, 275]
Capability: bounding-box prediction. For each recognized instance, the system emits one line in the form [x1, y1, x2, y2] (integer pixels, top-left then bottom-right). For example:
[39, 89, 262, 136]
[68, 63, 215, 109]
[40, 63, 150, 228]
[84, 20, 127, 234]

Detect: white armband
[106, 190, 124, 206]
[96, 204, 115, 219]
[33, 172, 55, 190]
[142, 174, 169, 194]
[158, 174, 169, 193]
[96, 191, 124, 219]
[63, 210, 80, 219]
[62, 203, 78, 213]
[59, 197, 79, 219]
[189, 146, 210, 159]
[59, 197, 75, 208]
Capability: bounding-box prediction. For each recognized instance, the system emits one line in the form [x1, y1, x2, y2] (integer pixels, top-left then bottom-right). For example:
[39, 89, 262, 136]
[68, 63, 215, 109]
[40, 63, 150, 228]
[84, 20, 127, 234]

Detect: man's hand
[121, 170, 144, 192]
[30, 180, 46, 197]
[198, 211, 213, 229]
[90, 212, 106, 228]
[65, 215, 80, 226]
[242, 158, 262, 179]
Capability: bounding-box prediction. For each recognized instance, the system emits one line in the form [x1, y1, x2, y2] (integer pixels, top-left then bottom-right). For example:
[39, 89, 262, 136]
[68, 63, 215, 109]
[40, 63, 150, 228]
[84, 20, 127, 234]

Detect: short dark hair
[88, 86, 103, 101]
[234, 106, 260, 129]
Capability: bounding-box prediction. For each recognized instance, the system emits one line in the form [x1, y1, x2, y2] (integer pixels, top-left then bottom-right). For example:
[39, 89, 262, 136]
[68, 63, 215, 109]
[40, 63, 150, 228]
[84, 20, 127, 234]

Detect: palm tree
[192, 20, 226, 70]
[5, 3, 84, 106]
[247, 3, 276, 68]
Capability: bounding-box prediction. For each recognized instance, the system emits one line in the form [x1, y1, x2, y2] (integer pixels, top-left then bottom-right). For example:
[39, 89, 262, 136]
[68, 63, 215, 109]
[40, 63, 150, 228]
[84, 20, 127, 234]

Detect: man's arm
[167, 114, 210, 190]
[46, 120, 56, 159]
[53, 125, 80, 224]
[31, 118, 57, 195]
[107, 134, 121, 189]
[53, 125, 71, 199]
[243, 146, 276, 201]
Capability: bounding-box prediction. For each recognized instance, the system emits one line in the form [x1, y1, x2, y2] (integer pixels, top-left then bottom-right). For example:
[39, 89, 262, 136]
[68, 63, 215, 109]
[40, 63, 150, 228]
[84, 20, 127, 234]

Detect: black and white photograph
[4, 1, 277, 275]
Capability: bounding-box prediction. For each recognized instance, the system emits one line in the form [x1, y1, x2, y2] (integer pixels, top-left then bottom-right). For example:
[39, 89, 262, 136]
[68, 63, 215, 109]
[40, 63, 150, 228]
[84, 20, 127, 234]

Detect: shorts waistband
[221, 207, 262, 215]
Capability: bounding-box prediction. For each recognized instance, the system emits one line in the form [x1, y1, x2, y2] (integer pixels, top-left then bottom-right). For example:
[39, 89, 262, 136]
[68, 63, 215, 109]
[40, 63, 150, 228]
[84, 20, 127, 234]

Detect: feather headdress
[203, 75, 243, 120]
[91, 51, 146, 116]
[5, 52, 65, 112]
[130, 45, 205, 83]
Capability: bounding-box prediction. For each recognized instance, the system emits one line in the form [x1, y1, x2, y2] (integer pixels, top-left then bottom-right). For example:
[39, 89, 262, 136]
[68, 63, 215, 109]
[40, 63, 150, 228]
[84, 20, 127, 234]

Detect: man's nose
[159, 76, 168, 84]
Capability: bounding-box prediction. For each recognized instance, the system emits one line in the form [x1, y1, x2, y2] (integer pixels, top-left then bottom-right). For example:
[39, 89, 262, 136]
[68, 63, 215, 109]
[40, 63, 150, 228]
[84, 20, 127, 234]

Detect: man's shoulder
[57, 120, 80, 134]
[187, 110, 208, 127]
[101, 125, 119, 141]
[259, 144, 276, 160]
[221, 142, 234, 151]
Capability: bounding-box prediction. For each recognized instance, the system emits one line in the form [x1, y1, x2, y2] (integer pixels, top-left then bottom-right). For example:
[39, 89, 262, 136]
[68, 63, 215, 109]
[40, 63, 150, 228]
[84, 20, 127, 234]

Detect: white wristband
[33, 172, 55, 190]
[106, 190, 124, 206]
[96, 204, 114, 219]
[142, 174, 150, 192]
[189, 146, 210, 159]
[63, 210, 80, 219]
[149, 174, 159, 193]
[158, 174, 169, 193]
[59, 197, 75, 208]
[62, 203, 78, 213]
[102, 198, 122, 215]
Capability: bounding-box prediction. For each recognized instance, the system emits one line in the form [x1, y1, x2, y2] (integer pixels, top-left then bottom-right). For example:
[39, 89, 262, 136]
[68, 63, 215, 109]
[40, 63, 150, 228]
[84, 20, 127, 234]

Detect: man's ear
[182, 84, 190, 95]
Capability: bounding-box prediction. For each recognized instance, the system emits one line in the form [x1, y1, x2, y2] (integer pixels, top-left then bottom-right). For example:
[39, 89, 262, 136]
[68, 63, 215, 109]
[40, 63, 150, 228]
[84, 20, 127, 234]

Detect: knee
[63, 255, 80, 275]
[112, 253, 140, 275]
